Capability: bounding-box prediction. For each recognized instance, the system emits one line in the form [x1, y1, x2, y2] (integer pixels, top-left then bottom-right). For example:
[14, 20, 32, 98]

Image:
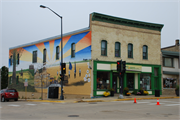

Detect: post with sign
[24, 79, 28, 100]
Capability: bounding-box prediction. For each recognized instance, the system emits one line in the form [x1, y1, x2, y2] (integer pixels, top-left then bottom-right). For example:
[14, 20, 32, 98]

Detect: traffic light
[60, 74, 63, 80]
[61, 63, 66, 74]
[122, 61, 126, 73]
[117, 60, 122, 72]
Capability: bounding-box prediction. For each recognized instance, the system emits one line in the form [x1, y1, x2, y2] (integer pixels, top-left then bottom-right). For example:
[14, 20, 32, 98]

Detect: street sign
[25, 79, 28, 82]
[24, 82, 28, 86]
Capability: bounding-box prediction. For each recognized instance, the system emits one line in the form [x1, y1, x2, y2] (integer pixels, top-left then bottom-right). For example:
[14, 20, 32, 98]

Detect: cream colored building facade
[89, 12, 163, 96]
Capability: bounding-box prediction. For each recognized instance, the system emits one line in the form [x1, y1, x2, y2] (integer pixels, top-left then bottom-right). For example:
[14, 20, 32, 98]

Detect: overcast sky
[0, 0, 179, 68]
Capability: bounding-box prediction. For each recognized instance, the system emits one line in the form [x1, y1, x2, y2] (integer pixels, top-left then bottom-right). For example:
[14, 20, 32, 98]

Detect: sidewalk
[22, 94, 180, 103]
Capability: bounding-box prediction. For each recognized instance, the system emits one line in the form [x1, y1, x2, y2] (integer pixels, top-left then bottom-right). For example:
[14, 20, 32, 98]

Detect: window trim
[115, 42, 121, 57]
[32, 50, 37, 63]
[71, 43, 75, 58]
[143, 45, 148, 60]
[43, 49, 46, 63]
[163, 57, 174, 67]
[128, 43, 133, 58]
[56, 46, 59, 60]
[101, 40, 107, 56]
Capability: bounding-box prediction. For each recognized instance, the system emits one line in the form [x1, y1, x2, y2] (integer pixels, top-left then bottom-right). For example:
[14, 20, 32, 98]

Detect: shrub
[175, 85, 179, 91]
[108, 88, 115, 92]
[123, 87, 129, 92]
[132, 90, 138, 94]
[143, 91, 149, 95]
[103, 91, 110, 97]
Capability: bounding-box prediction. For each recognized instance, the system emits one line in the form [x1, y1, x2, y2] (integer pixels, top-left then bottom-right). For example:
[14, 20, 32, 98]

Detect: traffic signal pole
[117, 60, 126, 99]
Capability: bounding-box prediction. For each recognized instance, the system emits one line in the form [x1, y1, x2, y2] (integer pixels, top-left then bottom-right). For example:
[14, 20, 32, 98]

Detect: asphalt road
[0, 98, 180, 120]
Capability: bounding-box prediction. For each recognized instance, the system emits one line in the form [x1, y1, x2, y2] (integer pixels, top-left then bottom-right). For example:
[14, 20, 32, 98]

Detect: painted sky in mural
[9, 31, 91, 72]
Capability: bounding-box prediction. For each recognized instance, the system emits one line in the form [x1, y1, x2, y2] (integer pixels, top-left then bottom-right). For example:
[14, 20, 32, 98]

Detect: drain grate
[68, 115, 79, 117]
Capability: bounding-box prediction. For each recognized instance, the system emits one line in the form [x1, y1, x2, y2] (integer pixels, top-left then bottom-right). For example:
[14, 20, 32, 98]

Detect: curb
[26, 100, 65, 103]
[24, 96, 179, 103]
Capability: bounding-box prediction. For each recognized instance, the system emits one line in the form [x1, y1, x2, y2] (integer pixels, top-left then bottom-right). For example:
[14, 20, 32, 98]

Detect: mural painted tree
[1, 66, 9, 89]
[9, 48, 24, 85]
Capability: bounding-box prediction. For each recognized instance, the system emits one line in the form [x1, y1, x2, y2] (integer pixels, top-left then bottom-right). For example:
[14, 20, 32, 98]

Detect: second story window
[56, 46, 59, 60]
[17, 53, 19, 65]
[71, 43, 75, 58]
[10, 55, 12, 65]
[43, 49, 46, 63]
[128, 43, 133, 58]
[143, 45, 148, 59]
[32, 51, 37, 63]
[101, 40, 107, 56]
[163, 57, 173, 67]
[115, 42, 120, 57]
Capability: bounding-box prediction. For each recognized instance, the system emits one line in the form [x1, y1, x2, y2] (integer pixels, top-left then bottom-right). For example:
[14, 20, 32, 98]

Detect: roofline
[91, 12, 164, 32]
[9, 27, 90, 50]
[161, 44, 180, 50]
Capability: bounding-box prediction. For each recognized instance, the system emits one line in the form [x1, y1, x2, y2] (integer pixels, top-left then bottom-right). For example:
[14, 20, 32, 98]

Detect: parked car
[1, 89, 19, 102]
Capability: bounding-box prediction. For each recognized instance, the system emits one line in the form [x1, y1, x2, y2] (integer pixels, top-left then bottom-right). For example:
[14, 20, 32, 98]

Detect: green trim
[162, 50, 179, 57]
[138, 73, 140, 89]
[126, 71, 141, 73]
[163, 71, 179, 75]
[94, 60, 161, 67]
[93, 60, 162, 96]
[101, 40, 107, 56]
[110, 72, 113, 88]
[91, 12, 164, 32]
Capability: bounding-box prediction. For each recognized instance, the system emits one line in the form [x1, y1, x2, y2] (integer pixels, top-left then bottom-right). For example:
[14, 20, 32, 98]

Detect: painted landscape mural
[8, 31, 92, 97]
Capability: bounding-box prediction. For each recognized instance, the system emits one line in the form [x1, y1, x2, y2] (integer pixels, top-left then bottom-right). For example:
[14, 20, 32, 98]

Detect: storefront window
[97, 71, 110, 90]
[163, 78, 176, 88]
[127, 73, 134, 90]
[140, 74, 151, 90]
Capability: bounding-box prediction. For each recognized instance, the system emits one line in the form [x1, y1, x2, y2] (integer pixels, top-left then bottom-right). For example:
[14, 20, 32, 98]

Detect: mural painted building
[8, 12, 164, 99]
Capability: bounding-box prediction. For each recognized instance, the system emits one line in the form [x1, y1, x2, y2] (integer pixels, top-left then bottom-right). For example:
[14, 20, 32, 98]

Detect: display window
[97, 71, 110, 90]
[163, 78, 176, 88]
[140, 74, 151, 90]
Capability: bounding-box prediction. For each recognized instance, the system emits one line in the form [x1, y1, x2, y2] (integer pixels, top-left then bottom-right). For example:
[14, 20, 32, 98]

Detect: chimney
[175, 39, 179, 46]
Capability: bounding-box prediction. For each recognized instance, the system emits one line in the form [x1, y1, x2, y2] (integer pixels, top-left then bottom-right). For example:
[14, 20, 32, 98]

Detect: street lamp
[40, 5, 64, 100]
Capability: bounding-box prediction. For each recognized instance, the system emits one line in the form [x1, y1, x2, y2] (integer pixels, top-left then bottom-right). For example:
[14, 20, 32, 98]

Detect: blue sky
[0, 0, 179, 67]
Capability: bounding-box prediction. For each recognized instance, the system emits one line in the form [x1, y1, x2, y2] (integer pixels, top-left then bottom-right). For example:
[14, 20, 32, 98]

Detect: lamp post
[40, 5, 64, 100]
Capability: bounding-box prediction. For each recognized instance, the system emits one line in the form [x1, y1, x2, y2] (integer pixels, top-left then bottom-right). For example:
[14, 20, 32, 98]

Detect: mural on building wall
[8, 31, 92, 93]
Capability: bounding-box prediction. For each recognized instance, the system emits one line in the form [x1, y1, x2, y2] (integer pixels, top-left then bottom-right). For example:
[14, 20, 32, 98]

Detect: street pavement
[0, 98, 179, 120]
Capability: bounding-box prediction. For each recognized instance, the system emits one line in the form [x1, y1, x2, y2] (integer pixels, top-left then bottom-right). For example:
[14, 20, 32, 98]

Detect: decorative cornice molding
[91, 12, 164, 32]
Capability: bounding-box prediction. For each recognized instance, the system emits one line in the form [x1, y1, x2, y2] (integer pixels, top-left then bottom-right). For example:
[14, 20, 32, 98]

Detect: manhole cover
[68, 115, 79, 117]
[89, 102, 97, 104]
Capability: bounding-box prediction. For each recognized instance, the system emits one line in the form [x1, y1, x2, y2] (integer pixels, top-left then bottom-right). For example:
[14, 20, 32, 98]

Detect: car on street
[1, 89, 19, 102]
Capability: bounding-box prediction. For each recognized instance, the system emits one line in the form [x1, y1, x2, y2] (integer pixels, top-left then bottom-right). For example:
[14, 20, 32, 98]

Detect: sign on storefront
[111, 64, 142, 71]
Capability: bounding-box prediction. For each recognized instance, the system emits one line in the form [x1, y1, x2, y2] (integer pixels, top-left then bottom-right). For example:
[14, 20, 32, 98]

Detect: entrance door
[127, 73, 134, 90]
[113, 75, 117, 93]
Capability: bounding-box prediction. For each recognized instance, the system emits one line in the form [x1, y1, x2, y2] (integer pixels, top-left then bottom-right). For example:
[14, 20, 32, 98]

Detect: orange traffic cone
[134, 98, 137, 103]
[156, 99, 160, 105]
